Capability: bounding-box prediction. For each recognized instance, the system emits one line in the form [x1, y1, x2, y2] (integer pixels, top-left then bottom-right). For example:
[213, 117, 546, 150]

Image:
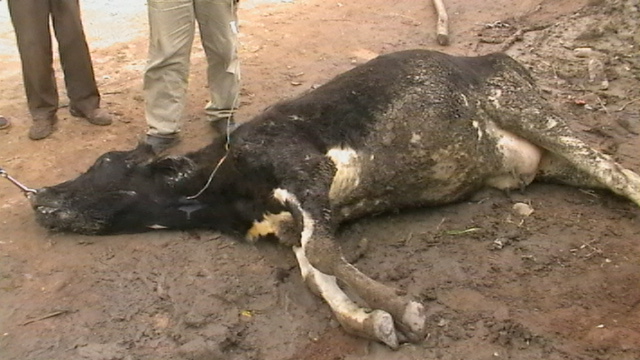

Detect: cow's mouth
[33, 205, 76, 224]
[29, 190, 66, 213]
[33, 204, 106, 234]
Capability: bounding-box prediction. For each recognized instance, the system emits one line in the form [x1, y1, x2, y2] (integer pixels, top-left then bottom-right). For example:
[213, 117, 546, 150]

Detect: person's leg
[144, 0, 196, 137]
[50, 0, 98, 114]
[195, 0, 240, 123]
[50, 0, 110, 125]
[8, 0, 58, 139]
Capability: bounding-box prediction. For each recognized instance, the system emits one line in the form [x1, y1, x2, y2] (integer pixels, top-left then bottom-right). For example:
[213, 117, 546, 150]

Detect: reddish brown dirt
[2, 0, 640, 359]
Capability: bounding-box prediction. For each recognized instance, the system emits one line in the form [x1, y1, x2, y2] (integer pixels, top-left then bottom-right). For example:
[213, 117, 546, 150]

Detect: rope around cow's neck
[186, 149, 228, 200]
[186, 88, 238, 200]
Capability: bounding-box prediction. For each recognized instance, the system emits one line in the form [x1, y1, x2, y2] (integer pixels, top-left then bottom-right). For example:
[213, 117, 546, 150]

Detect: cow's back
[237, 50, 541, 221]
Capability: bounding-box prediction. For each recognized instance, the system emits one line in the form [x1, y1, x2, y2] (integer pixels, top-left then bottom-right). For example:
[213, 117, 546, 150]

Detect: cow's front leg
[304, 231, 427, 343]
[292, 246, 399, 348]
[274, 188, 427, 345]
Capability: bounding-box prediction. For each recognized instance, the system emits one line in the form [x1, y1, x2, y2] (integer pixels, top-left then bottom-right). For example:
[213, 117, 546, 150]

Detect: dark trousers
[8, 0, 100, 120]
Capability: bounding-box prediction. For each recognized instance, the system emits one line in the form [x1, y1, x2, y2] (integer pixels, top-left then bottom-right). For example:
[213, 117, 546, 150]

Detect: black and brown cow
[29, 50, 640, 348]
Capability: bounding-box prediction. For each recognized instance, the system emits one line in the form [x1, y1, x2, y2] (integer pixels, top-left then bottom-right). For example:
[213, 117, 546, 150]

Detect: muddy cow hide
[30, 50, 640, 348]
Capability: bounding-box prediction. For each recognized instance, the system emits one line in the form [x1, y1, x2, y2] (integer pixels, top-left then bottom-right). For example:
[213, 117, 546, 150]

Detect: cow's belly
[326, 123, 543, 221]
[327, 146, 477, 220]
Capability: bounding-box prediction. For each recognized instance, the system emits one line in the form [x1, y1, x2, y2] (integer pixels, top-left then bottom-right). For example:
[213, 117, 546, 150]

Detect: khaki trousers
[7, 0, 101, 120]
[144, 0, 241, 136]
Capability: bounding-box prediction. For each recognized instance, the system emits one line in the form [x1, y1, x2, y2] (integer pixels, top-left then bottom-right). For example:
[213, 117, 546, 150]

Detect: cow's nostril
[28, 191, 42, 207]
[28, 189, 60, 208]
[36, 206, 58, 215]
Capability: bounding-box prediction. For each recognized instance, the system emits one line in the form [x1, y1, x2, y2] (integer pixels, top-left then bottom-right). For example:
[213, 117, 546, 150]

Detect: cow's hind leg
[293, 246, 399, 348]
[496, 106, 640, 206]
[535, 119, 640, 205]
[536, 151, 611, 189]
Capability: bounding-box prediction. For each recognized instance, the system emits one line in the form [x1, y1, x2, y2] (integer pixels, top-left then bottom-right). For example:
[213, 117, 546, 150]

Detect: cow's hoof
[397, 300, 427, 343]
[368, 310, 399, 349]
[337, 309, 399, 349]
[622, 169, 640, 206]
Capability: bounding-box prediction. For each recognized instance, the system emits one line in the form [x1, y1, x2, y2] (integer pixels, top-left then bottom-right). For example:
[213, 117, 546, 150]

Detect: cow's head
[29, 143, 235, 235]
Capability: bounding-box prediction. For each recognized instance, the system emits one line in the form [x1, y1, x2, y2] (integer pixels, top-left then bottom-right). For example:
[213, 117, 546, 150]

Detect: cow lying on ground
[30, 50, 640, 348]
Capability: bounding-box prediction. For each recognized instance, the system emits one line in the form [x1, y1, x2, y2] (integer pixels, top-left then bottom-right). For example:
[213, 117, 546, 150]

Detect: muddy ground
[2, 0, 640, 359]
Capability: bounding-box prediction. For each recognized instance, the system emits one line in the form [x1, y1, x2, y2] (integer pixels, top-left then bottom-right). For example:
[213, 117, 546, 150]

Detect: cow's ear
[149, 156, 196, 184]
[150, 156, 194, 172]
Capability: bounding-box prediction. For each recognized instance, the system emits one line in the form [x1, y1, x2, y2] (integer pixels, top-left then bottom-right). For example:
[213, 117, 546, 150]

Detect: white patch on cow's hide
[326, 147, 361, 202]
[484, 120, 542, 190]
[430, 147, 459, 181]
[460, 93, 469, 107]
[273, 188, 314, 247]
[148, 224, 169, 230]
[558, 135, 591, 150]
[117, 190, 138, 197]
[178, 203, 206, 220]
[472, 120, 483, 141]
[166, 156, 196, 184]
[410, 132, 422, 144]
[489, 89, 502, 109]
[545, 116, 559, 130]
